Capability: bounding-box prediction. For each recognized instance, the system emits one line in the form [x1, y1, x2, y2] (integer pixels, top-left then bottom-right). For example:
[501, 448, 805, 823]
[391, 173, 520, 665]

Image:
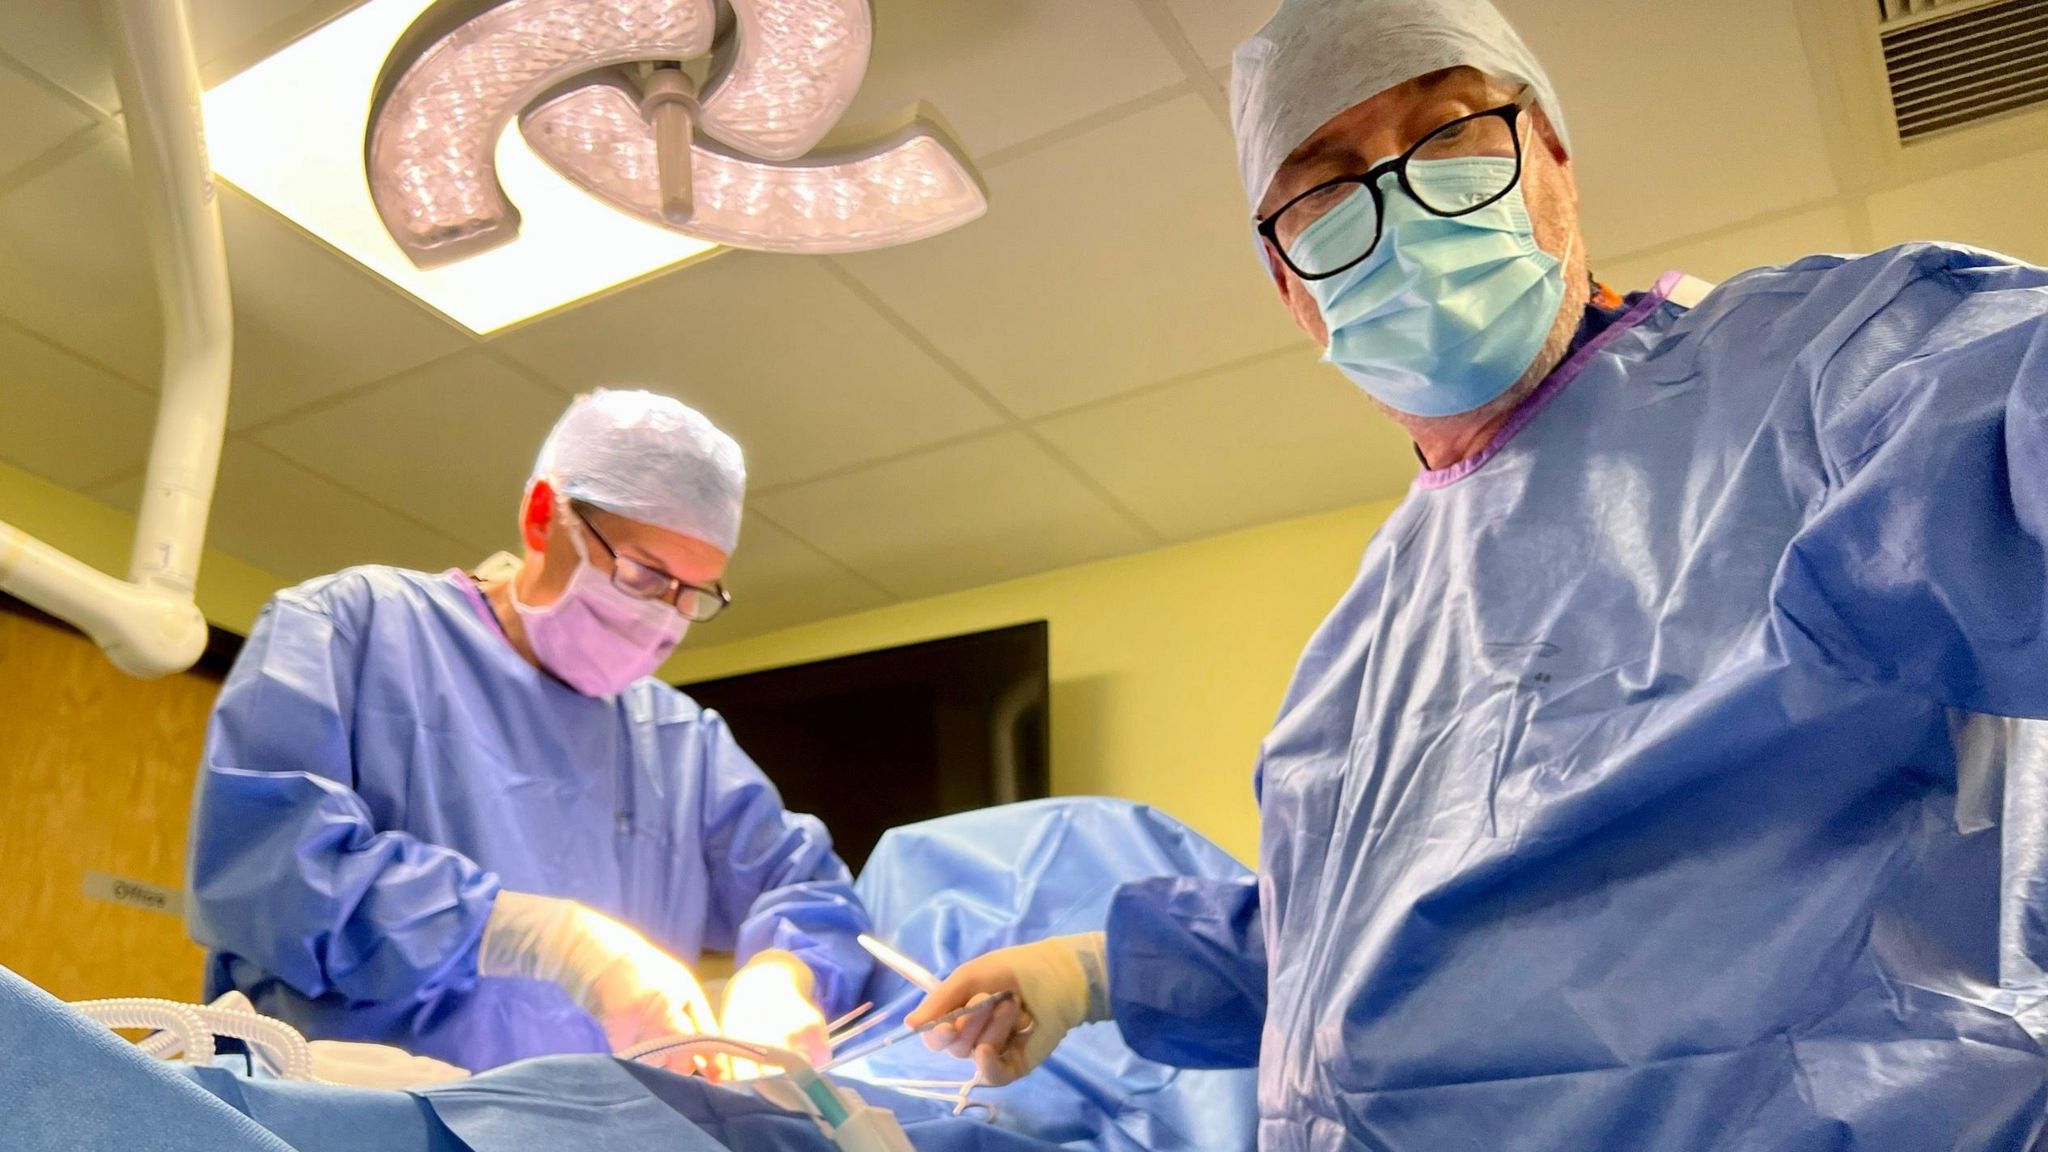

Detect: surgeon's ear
[520, 479, 556, 554]
[1263, 239, 1301, 309]
[1532, 106, 1570, 169]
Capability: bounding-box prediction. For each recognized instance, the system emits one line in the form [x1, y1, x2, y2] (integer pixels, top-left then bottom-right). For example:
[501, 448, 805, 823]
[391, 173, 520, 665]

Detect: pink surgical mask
[510, 526, 688, 696]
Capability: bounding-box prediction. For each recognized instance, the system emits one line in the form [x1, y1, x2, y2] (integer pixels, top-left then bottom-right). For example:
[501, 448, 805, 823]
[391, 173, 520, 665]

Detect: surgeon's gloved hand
[907, 932, 1109, 1086]
[478, 891, 719, 1072]
[718, 949, 831, 1078]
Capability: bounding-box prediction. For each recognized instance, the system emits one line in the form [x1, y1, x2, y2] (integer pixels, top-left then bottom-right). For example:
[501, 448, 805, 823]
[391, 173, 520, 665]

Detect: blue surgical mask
[1293, 156, 1569, 418]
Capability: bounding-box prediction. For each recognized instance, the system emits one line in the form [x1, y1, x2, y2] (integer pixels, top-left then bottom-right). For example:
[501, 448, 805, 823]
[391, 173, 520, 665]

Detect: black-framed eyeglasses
[571, 503, 732, 623]
[1255, 89, 1536, 282]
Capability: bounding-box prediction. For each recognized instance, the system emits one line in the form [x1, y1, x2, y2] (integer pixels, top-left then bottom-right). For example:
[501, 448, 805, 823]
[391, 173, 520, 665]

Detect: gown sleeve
[693, 712, 874, 1016]
[186, 586, 499, 1004]
[1104, 874, 1267, 1069]
[1775, 247, 2048, 719]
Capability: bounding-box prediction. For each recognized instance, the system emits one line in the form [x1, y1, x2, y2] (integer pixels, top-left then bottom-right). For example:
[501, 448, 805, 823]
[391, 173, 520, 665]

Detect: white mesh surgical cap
[1230, 0, 1571, 211]
[533, 388, 747, 553]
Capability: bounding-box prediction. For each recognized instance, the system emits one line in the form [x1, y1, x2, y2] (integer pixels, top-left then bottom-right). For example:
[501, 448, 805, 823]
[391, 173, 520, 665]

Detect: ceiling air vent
[1879, 0, 2048, 140]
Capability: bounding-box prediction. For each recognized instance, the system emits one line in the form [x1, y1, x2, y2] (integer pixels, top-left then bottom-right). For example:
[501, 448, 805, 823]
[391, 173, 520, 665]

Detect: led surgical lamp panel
[204, 0, 987, 334]
[521, 76, 987, 254]
[364, 0, 723, 265]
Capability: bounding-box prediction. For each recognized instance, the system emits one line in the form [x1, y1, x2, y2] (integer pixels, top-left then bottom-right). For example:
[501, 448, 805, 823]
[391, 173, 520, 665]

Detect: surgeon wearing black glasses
[186, 388, 872, 1075]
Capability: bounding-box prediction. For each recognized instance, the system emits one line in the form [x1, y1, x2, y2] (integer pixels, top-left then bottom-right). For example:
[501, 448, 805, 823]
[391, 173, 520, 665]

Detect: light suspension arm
[0, 0, 229, 677]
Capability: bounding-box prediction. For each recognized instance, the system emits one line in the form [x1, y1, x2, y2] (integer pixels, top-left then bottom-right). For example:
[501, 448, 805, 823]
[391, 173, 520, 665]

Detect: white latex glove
[719, 949, 831, 1078]
[478, 891, 719, 1072]
[907, 932, 1109, 1086]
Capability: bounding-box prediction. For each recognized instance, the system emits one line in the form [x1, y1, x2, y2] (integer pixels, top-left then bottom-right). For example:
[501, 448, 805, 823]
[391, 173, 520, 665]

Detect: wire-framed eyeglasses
[571, 503, 731, 623]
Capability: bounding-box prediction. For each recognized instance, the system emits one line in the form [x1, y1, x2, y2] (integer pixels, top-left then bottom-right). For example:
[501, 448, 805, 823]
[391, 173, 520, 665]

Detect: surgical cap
[1230, 0, 1571, 210]
[533, 388, 747, 553]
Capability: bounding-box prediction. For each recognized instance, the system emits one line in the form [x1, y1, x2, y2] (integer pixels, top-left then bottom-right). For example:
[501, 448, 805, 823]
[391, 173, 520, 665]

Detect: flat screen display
[675, 621, 1050, 871]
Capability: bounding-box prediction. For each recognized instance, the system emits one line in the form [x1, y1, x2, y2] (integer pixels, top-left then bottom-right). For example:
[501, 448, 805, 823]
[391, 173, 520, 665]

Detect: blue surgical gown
[1106, 244, 2048, 1149]
[186, 566, 873, 1071]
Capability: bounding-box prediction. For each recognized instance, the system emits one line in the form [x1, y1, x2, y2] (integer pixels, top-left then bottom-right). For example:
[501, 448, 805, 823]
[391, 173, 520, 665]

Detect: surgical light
[203, 0, 986, 334]
[364, 0, 721, 266]
[366, 0, 985, 268]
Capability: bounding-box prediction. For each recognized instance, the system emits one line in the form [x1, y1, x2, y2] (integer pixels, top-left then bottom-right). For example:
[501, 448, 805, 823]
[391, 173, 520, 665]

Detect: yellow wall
[0, 459, 285, 633]
[0, 605, 217, 1001]
[665, 498, 1402, 865]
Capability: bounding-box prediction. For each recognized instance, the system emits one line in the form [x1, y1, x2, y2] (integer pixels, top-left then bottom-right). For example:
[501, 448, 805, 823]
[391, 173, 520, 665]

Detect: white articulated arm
[0, 0, 229, 678]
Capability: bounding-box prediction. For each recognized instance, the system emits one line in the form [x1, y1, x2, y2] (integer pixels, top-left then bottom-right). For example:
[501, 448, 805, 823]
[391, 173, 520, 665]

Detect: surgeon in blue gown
[910, 2, 2048, 1149]
[187, 389, 872, 1073]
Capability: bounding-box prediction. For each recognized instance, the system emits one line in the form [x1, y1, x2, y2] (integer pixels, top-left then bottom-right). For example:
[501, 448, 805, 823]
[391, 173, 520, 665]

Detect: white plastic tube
[71, 998, 216, 1066]
[204, 1004, 314, 1079]
[0, 0, 228, 678]
[131, 1001, 315, 1080]
[132, 1024, 182, 1060]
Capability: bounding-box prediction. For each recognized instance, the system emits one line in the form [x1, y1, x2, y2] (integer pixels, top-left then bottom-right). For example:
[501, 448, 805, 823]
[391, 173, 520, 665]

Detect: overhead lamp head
[365, 0, 720, 267]
[522, 76, 988, 253]
[364, 0, 984, 269]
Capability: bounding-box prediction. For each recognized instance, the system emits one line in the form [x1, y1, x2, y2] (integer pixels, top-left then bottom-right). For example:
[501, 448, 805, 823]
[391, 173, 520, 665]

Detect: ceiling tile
[844, 0, 1186, 158]
[1866, 148, 2048, 268]
[0, 322, 154, 488]
[0, 138, 469, 417]
[96, 439, 474, 583]
[253, 350, 564, 555]
[494, 252, 1002, 489]
[1164, 0, 1268, 71]
[199, 0, 362, 83]
[1035, 348, 1409, 540]
[1596, 204, 1858, 295]
[0, 0, 349, 115]
[753, 430, 1152, 599]
[0, 63, 93, 179]
[0, 2, 119, 114]
[222, 190, 469, 429]
[834, 94, 1300, 417]
[690, 515, 893, 645]
[0, 133, 157, 381]
[1497, 0, 1839, 259]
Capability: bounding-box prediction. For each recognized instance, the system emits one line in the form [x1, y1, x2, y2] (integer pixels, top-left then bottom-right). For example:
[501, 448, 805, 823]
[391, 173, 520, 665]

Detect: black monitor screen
[675, 622, 1049, 871]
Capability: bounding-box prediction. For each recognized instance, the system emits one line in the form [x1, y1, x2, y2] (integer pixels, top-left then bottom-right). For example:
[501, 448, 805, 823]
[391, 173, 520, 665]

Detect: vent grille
[1880, 0, 1979, 20]
[1881, 0, 2048, 140]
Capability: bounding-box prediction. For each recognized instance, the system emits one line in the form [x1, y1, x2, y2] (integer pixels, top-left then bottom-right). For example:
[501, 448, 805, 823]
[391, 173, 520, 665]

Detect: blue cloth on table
[0, 963, 293, 1152]
[2, 966, 1069, 1152]
[186, 1053, 1069, 1152]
